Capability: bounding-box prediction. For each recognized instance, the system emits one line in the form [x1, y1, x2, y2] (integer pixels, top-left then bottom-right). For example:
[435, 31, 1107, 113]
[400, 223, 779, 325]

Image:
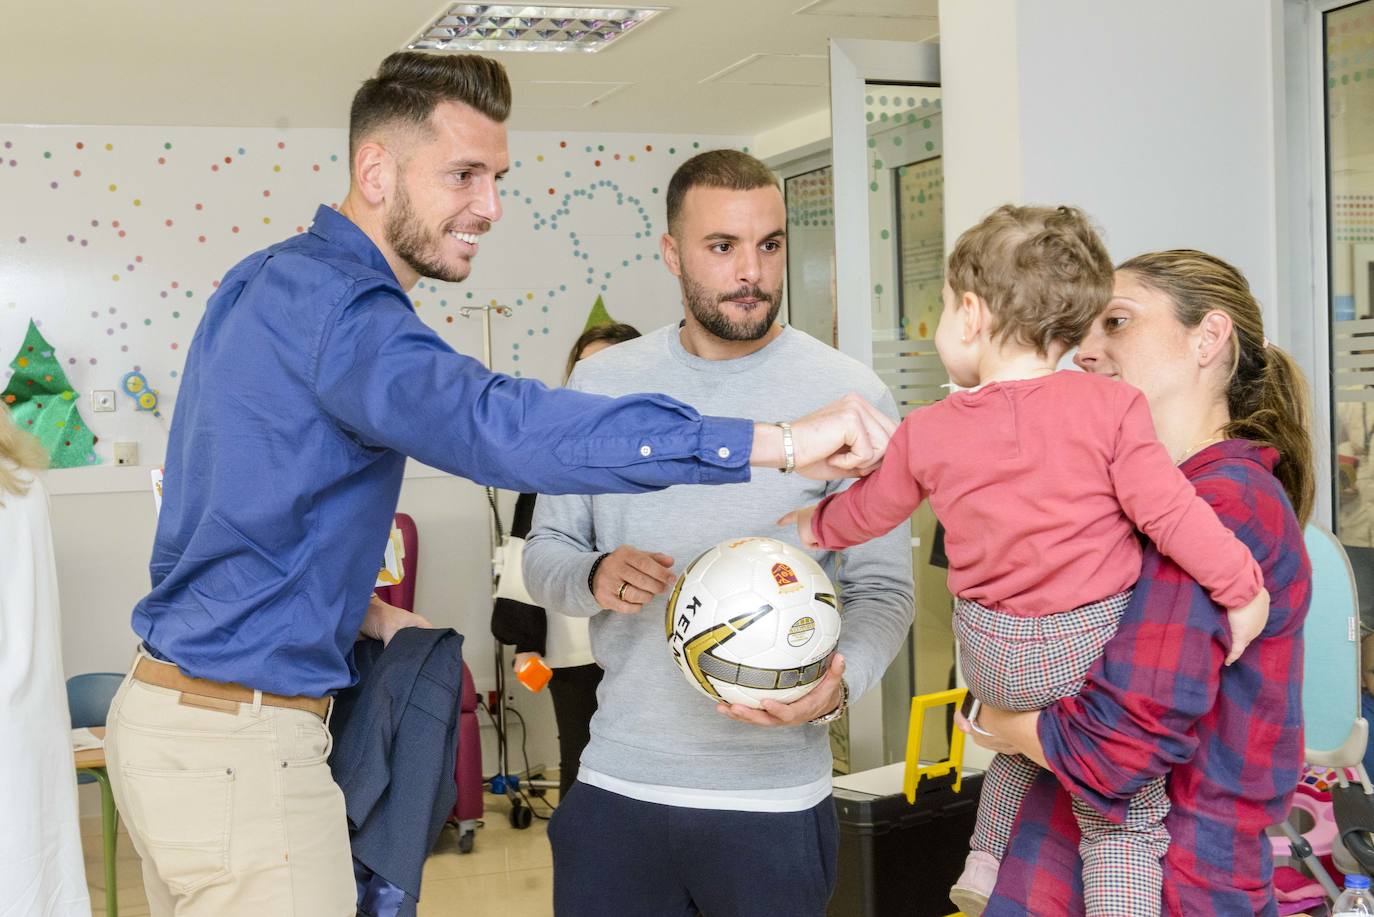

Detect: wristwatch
[808, 679, 848, 725]
[775, 421, 796, 474]
[965, 698, 995, 736]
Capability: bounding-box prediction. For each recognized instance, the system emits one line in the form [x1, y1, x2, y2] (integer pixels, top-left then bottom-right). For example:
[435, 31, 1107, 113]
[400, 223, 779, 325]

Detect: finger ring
[617, 582, 629, 601]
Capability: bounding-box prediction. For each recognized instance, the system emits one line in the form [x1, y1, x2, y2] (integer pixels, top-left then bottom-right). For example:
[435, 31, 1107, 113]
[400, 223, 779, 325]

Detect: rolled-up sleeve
[313, 284, 752, 494]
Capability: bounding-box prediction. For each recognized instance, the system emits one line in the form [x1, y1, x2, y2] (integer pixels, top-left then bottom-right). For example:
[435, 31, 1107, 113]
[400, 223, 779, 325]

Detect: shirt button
[717, 447, 731, 459]
[639, 444, 652, 457]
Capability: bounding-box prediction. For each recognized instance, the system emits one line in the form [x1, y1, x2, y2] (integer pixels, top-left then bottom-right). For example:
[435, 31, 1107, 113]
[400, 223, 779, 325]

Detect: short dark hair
[666, 149, 780, 235]
[946, 204, 1114, 355]
[565, 322, 641, 382]
[349, 52, 511, 165]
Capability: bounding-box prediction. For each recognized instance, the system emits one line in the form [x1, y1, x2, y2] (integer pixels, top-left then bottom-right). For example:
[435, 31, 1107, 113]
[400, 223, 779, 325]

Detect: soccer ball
[665, 536, 840, 709]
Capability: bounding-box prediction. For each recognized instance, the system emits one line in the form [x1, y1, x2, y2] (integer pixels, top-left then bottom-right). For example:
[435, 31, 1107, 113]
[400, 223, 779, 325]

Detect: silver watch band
[776, 421, 796, 474]
[809, 679, 848, 725]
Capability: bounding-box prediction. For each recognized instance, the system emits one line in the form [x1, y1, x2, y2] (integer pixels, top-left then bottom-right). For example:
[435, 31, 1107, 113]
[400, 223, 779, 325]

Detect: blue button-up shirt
[134, 205, 752, 697]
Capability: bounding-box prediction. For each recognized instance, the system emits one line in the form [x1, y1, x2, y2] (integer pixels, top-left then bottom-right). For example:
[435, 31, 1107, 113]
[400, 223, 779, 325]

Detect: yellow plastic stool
[902, 687, 969, 804]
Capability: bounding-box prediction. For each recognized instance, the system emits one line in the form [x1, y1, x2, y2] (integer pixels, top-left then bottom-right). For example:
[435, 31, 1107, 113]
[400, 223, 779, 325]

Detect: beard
[681, 269, 783, 342]
[385, 180, 472, 283]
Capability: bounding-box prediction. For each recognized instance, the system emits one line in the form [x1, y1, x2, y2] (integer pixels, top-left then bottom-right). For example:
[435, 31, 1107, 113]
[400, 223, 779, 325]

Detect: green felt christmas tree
[2, 320, 100, 467]
[582, 294, 616, 332]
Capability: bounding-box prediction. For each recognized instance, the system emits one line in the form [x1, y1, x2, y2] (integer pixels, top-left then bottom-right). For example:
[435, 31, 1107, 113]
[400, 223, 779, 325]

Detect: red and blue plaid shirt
[987, 440, 1311, 917]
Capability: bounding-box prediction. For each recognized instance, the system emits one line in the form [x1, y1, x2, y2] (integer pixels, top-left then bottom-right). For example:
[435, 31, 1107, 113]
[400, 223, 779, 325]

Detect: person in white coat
[0, 407, 90, 915]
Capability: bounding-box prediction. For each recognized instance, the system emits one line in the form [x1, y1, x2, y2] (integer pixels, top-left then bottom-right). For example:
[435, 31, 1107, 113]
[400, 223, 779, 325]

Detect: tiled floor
[82, 792, 558, 917]
[418, 795, 555, 917]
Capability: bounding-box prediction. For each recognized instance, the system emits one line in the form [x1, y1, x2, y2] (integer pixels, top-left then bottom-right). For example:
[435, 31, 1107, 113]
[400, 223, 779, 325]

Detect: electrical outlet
[91, 390, 116, 413]
[113, 442, 139, 466]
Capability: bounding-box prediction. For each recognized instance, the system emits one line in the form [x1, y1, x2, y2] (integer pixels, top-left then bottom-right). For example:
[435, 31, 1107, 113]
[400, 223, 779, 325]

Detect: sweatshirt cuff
[833, 643, 872, 702]
[566, 552, 610, 618]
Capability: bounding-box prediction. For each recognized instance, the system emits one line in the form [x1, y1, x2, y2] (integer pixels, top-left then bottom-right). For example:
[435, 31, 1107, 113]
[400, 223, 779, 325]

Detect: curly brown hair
[947, 204, 1114, 355]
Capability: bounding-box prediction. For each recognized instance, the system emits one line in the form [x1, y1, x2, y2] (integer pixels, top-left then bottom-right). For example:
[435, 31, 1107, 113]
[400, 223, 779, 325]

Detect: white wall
[0, 123, 745, 810]
[1023, 2, 1281, 320]
[940, 0, 1283, 325]
[754, 109, 832, 164]
[938, 0, 1023, 245]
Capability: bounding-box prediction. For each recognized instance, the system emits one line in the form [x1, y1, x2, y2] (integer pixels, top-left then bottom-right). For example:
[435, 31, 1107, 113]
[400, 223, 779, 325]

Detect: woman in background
[0, 407, 91, 914]
[494, 321, 642, 800]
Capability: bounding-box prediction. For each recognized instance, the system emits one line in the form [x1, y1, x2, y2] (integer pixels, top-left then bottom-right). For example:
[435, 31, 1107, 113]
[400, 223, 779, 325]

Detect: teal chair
[1302, 525, 1368, 769]
[68, 672, 125, 917]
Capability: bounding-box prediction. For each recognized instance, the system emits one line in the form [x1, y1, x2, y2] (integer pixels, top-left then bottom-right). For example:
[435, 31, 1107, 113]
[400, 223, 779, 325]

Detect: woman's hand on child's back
[1224, 586, 1270, 665]
[778, 504, 821, 549]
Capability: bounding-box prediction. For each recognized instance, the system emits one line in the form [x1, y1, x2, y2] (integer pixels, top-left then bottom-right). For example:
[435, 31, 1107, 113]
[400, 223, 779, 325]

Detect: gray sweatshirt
[523, 324, 915, 791]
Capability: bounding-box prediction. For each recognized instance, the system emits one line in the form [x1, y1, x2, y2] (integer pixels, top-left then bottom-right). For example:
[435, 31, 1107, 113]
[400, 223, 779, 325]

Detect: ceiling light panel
[407, 5, 665, 53]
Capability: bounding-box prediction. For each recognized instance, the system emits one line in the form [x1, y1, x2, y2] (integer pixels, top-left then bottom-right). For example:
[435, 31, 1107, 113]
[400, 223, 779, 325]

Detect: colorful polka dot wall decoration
[1334, 194, 1374, 243]
[0, 126, 747, 451]
[788, 169, 834, 228]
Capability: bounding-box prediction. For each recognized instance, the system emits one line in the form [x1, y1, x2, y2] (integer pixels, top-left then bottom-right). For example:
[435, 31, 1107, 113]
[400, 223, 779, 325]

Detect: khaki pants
[104, 656, 355, 916]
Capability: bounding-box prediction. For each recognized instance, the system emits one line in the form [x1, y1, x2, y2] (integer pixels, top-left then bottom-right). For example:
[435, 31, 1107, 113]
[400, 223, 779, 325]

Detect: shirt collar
[1179, 438, 1279, 477]
[307, 204, 402, 286]
[667, 321, 791, 374]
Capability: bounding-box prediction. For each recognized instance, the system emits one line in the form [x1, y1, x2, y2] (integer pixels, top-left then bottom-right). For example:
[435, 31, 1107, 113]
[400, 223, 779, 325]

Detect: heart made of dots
[527, 180, 656, 293]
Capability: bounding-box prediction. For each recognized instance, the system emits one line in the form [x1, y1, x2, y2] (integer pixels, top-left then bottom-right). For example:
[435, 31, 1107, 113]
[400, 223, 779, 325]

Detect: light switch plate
[113, 442, 139, 466]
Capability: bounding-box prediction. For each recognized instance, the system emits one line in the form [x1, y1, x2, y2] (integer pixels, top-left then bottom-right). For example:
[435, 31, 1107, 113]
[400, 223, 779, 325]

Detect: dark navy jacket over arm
[329, 627, 464, 911]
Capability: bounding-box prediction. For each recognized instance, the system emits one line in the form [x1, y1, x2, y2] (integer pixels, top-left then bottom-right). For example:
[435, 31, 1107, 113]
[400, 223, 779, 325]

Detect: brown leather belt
[133, 657, 330, 719]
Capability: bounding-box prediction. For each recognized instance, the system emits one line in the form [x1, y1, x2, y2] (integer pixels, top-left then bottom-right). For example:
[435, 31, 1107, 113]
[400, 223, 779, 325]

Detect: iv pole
[458, 302, 513, 558]
[458, 303, 558, 830]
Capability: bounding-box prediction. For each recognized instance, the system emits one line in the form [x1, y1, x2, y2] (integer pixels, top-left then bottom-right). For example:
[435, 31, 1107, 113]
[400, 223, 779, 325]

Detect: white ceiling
[0, 0, 938, 136]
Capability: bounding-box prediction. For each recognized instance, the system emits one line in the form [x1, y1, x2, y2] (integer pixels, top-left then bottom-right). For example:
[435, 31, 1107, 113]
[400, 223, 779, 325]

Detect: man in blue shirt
[102, 51, 893, 916]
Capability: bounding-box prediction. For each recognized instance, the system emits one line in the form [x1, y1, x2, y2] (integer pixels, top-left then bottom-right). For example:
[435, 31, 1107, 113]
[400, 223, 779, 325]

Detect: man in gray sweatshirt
[523, 150, 914, 917]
